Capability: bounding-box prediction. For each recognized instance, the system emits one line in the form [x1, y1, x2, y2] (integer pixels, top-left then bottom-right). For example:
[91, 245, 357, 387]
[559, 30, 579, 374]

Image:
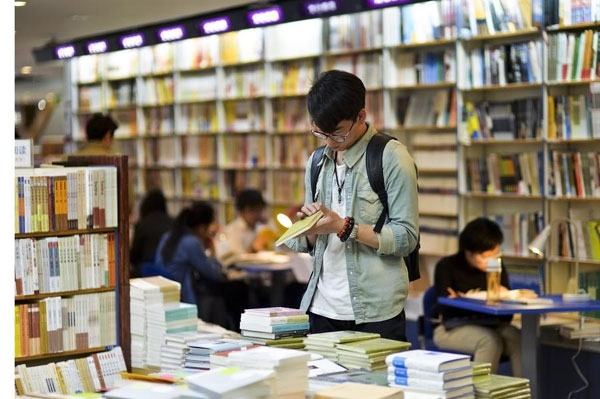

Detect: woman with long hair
[155, 201, 229, 326]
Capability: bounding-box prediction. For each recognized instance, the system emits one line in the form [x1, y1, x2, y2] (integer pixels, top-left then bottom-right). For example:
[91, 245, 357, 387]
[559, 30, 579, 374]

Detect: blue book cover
[271, 322, 310, 333]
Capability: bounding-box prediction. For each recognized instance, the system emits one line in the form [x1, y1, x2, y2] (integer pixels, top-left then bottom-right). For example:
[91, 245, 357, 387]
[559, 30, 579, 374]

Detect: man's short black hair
[307, 70, 366, 133]
[86, 113, 118, 141]
[459, 217, 504, 253]
[235, 189, 266, 211]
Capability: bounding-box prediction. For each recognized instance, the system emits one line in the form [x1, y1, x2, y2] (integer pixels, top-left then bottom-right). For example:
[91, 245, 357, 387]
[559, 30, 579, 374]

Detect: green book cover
[587, 221, 600, 260]
[474, 374, 530, 394]
[335, 338, 411, 354]
[306, 330, 381, 344]
[571, 33, 581, 81]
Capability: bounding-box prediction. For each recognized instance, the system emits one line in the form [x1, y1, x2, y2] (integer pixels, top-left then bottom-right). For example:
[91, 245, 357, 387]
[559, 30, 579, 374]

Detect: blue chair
[140, 262, 176, 281]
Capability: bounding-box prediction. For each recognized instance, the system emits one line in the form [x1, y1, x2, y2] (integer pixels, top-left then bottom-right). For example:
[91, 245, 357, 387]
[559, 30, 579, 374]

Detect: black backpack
[309, 133, 421, 282]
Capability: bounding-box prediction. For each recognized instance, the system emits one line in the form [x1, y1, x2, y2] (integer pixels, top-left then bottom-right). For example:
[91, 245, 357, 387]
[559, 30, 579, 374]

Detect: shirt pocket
[356, 189, 383, 225]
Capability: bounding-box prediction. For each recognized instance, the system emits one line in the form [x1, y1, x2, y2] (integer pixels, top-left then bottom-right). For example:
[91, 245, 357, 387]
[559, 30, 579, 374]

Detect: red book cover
[573, 152, 584, 197]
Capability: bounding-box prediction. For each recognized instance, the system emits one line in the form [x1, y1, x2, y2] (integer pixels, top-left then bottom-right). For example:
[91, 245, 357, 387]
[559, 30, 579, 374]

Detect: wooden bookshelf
[16, 227, 117, 239]
[418, 168, 457, 175]
[548, 257, 600, 266]
[389, 82, 456, 90]
[546, 79, 600, 87]
[268, 53, 321, 63]
[546, 21, 600, 32]
[176, 66, 217, 73]
[547, 196, 600, 202]
[467, 138, 543, 145]
[462, 28, 541, 43]
[462, 192, 544, 200]
[461, 82, 542, 93]
[501, 254, 545, 262]
[15, 347, 109, 364]
[391, 126, 457, 133]
[393, 38, 456, 50]
[419, 211, 458, 218]
[106, 75, 138, 82]
[325, 46, 383, 57]
[547, 138, 600, 145]
[176, 98, 219, 105]
[15, 287, 115, 302]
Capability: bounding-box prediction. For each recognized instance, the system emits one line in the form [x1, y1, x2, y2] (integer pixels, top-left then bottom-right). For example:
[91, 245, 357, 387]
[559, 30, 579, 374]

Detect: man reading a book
[286, 70, 419, 341]
[433, 217, 522, 376]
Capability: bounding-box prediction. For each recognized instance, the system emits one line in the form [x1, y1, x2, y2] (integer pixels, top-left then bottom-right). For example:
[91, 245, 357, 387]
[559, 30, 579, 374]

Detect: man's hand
[300, 203, 345, 236]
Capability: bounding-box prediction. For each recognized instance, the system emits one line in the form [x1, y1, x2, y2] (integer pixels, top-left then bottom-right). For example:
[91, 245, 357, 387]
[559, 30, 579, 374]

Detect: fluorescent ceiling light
[15, 1, 27, 7]
[20, 66, 32, 74]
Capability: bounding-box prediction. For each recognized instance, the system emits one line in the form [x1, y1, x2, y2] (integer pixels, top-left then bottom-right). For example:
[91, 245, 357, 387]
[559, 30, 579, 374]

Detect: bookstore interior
[12, 0, 600, 398]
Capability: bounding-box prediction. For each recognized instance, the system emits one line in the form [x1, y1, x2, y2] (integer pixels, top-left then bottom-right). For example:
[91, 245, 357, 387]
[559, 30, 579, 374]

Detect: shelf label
[15, 139, 33, 168]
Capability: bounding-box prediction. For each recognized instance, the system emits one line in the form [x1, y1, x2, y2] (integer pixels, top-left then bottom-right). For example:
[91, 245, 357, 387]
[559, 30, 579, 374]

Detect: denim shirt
[286, 124, 419, 323]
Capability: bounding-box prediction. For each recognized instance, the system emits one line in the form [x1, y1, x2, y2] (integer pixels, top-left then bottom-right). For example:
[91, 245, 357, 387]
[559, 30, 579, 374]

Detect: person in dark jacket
[433, 217, 521, 376]
[154, 201, 233, 328]
[130, 189, 173, 278]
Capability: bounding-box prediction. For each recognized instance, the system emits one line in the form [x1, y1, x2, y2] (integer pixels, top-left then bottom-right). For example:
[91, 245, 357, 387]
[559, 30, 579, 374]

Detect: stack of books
[209, 344, 261, 368]
[472, 362, 492, 377]
[160, 331, 221, 371]
[240, 307, 310, 347]
[304, 331, 381, 362]
[146, 302, 198, 368]
[386, 350, 474, 398]
[336, 338, 411, 371]
[228, 346, 311, 399]
[185, 339, 249, 371]
[185, 366, 274, 399]
[473, 374, 531, 398]
[129, 276, 181, 369]
[314, 382, 404, 399]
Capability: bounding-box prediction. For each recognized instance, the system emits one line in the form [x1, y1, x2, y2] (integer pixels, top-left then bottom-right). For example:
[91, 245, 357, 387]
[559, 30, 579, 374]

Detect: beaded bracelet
[338, 216, 355, 242]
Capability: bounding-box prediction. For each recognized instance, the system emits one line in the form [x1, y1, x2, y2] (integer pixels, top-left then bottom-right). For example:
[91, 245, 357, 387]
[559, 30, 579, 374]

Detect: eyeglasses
[311, 120, 355, 143]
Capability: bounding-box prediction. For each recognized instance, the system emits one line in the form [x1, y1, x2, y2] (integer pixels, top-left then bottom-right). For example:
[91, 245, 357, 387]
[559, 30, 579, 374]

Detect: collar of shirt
[323, 122, 377, 168]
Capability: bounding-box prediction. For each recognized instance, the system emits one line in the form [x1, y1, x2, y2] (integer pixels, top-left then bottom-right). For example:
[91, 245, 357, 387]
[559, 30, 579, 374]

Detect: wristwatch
[349, 223, 359, 241]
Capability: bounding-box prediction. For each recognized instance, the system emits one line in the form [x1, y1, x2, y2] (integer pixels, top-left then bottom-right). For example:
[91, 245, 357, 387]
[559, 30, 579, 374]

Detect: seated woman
[433, 217, 521, 376]
[155, 201, 230, 328]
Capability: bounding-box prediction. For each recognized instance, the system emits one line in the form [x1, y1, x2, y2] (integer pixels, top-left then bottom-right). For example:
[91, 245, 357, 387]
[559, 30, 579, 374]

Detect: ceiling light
[20, 66, 32, 75]
[15, 1, 27, 7]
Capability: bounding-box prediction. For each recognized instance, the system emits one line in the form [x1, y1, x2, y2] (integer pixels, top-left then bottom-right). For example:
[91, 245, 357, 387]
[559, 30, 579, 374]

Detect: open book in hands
[275, 210, 324, 247]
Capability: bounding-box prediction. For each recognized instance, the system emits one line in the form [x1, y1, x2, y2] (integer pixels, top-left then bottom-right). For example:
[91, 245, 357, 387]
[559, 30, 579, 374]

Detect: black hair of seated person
[459, 217, 504, 253]
[235, 188, 266, 211]
[140, 189, 168, 219]
[85, 113, 118, 141]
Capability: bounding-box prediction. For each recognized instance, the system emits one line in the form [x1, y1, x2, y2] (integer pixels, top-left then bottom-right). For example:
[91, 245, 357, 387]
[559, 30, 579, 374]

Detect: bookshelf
[14, 155, 131, 372]
[63, 1, 600, 298]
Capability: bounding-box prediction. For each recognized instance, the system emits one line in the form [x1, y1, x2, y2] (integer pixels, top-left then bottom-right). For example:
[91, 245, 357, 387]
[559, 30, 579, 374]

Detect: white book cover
[185, 366, 273, 397]
[387, 365, 473, 381]
[228, 346, 310, 369]
[386, 350, 471, 372]
[387, 374, 473, 390]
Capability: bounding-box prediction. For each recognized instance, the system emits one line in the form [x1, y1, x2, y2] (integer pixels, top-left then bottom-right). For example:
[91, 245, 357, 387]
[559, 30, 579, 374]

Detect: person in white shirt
[223, 189, 268, 255]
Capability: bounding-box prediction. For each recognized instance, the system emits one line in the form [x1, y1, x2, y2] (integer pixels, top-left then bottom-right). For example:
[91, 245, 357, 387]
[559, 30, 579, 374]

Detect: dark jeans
[308, 310, 407, 342]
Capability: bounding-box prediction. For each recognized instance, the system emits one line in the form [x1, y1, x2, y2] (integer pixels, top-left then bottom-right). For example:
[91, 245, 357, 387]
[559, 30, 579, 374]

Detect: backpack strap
[365, 133, 397, 233]
[310, 145, 326, 203]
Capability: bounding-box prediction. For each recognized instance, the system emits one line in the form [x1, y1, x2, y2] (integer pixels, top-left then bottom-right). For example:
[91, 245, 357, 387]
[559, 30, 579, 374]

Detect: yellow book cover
[518, 0, 532, 27]
[335, 338, 411, 354]
[15, 306, 21, 358]
[53, 363, 68, 394]
[465, 102, 482, 139]
[275, 210, 323, 247]
[39, 300, 48, 355]
[547, 96, 556, 139]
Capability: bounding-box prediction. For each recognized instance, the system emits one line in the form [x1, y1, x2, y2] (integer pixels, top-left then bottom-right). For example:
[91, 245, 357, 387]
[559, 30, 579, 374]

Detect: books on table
[386, 350, 474, 399]
[473, 374, 531, 398]
[185, 339, 250, 371]
[275, 210, 323, 247]
[240, 307, 309, 348]
[304, 331, 381, 361]
[160, 331, 222, 371]
[336, 338, 412, 371]
[314, 382, 404, 399]
[185, 366, 274, 399]
[471, 362, 492, 377]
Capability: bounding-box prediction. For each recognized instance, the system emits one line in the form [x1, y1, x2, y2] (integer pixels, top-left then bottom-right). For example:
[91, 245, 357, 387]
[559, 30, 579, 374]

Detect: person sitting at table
[223, 189, 276, 255]
[433, 217, 522, 376]
[155, 200, 233, 328]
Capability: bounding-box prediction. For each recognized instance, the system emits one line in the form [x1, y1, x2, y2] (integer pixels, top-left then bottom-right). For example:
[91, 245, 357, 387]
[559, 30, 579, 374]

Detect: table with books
[438, 295, 600, 399]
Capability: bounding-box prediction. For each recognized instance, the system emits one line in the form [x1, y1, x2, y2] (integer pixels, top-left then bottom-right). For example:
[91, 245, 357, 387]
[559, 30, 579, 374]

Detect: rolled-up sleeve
[376, 142, 419, 257]
[285, 153, 315, 255]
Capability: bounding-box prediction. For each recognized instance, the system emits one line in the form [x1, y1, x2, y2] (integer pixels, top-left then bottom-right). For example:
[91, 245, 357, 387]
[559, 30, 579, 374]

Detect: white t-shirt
[310, 163, 354, 320]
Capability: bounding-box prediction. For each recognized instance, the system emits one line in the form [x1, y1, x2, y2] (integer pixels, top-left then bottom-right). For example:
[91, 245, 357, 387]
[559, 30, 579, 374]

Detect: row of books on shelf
[464, 98, 542, 140]
[396, 0, 457, 44]
[273, 172, 305, 205]
[269, 60, 316, 96]
[548, 94, 600, 140]
[491, 212, 544, 256]
[14, 292, 116, 358]
[221, 134, 267, 168]
[550, 151, 600, 197]
[272, 97, 310, 132]
[328, 53, 382, 90]
[15, 167, 118, 234]
[181, 136, 217, 167]
[272, 136, 313, 169]
[223, 64, 264, 99]
[466, 151, 544, 195]
[224, 100, 265, 132]
[580, 270, 600, 319]
[458, 0, 537, 37]
[182, 169, 220, 201]
[328, 10, 383, 52]
[464, 41, 542, 88]
[556, 220, 600, 260]
[15, 233, 116, 296]
[393, 49, 456, 86]
[15, 347, 126, 396]
[223, 170, 268, 202]
[107, 80, 136, 109]
[548, 30, 600, 82]
[544, 0, 600, 27]
[396, 90, 456, 128]
[140, 170, 177, 200]
[139, 76, 174, 106]
[419, 216, 460, 255]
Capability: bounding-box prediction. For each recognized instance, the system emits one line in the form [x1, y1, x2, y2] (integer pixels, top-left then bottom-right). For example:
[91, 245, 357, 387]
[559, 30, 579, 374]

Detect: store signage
[158, 25, 185, 42]
[120, 33, 145, 49]
[55, 45, 75, 59]
[247, 6, 283, 26]
[366, 0, 411, 8]
[87, 40, 108, 54]
[303, 0, 338, 16]
[201, 16, 231, 35]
